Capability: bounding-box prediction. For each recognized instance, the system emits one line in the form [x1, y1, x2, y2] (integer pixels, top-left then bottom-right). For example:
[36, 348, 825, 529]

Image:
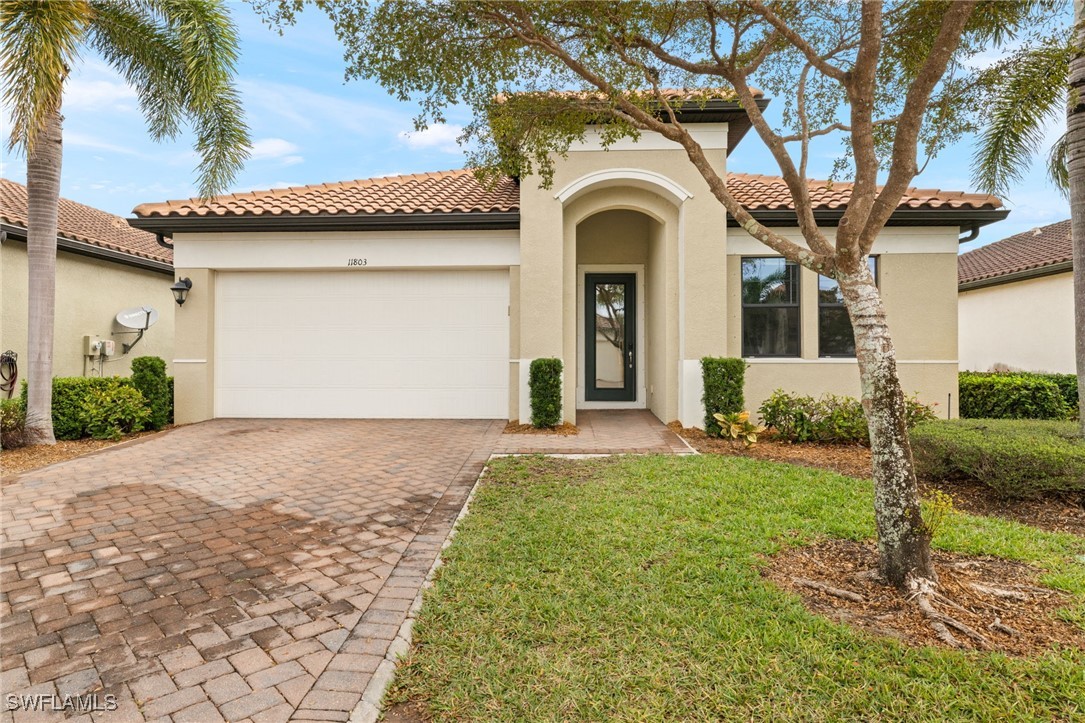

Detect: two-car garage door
[214, 269, 509, 418]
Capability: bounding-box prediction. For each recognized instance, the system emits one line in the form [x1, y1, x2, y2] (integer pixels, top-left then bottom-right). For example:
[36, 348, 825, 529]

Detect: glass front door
[585, 274, 636, 402]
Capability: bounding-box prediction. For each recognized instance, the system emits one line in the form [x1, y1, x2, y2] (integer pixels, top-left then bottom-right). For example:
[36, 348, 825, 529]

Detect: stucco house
[129, 94, 1006, 427]
[0, 178, 174, 383]
[959, 219, 1075, 374]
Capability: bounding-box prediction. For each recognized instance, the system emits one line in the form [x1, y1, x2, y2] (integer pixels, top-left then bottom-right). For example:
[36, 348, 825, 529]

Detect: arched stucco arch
[555, 168, 693, 208]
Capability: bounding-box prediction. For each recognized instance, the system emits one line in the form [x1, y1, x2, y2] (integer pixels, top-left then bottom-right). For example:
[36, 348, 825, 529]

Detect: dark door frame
[584, 272, 637, 402]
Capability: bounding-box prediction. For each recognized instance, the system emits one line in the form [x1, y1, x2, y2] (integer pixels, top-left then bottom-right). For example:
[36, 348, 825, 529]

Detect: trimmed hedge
[702, 357, 745, 436]
[759, 389, 936, 445]
[958, 372, 1070, 420]
[21, 376, 136, 440]
[132, 356, 170, 430]
[912, 419, 1085, 498]
[529, 358, 563, 428]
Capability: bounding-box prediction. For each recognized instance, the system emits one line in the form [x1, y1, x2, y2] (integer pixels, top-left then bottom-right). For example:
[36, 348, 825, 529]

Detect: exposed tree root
[909, 576, 992, 650]
[989, 617, 1020, 636]
[792, 577, 865, 602]
[971, 583, 1029, 601]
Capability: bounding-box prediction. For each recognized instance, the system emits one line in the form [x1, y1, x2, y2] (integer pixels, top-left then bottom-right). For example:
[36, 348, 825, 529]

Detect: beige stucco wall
[518, 146, 729, 424]
[0, 239, 174, 382]
[959, 272, 1075, 373]
[726, 227, 961, 420]
[171, 267, 215, 424]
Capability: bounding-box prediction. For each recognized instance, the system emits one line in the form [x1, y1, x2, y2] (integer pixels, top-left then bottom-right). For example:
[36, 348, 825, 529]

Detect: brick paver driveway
[1, 419, 503, 722]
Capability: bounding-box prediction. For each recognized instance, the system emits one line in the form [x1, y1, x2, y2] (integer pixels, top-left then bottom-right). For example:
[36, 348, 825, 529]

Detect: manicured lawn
[390, 455, 1085, 721]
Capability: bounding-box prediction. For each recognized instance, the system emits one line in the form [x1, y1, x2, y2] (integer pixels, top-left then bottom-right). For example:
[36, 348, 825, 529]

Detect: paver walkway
[494, 410, 693, 455]
[1, 412, 686, 722]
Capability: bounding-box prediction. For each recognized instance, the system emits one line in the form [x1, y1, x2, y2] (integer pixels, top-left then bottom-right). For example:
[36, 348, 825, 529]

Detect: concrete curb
[349, 463, 490, 723]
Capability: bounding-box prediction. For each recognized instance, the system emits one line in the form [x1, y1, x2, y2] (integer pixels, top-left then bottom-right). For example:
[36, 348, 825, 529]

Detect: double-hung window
[818, 257, 878, 357]
[741, 257, 800, 357]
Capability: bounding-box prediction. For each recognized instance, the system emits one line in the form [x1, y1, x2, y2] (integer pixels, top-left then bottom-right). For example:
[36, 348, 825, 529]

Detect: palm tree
[971, 10, 1084, 431]
[1, 0, 250, 444]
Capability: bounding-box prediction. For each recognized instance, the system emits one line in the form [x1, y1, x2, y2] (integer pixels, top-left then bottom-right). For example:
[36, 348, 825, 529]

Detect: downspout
[957, 222, 980, 244]
[156, 232, 174, 250]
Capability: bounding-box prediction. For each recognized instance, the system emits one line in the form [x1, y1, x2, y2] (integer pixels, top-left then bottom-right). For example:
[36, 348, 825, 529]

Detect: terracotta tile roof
[132, 170, 519, 219]
[131, 169, 1002, 222]
[958, 219, 1073, 286]
[1, 177, 170, 264]
[726, 173, 1003, 212]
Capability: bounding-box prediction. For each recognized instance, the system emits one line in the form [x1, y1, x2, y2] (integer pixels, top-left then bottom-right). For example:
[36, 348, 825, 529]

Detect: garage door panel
[215, 270, 509, 418]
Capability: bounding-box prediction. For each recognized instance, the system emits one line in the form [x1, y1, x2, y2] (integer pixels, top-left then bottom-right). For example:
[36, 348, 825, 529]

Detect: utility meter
[83, 335, 102, 357]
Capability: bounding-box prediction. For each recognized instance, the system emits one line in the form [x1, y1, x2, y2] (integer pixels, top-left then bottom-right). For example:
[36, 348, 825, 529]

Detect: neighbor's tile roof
[1, 177, 171, 264]
[133, 169, 1003, 222]
[958, 219, 1073, 285]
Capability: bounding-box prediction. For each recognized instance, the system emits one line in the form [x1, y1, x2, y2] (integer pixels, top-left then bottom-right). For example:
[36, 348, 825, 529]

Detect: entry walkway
[493, 410, 693, 455]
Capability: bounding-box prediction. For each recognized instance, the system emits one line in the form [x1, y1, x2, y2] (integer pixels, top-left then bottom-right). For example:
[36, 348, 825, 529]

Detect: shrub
[958, 372, 1069, 420]
[759, 389, 936, 445]
[20, 376, 136, 439]
[702, 357, 745, 436]
[1, 398, 26, 449]
[78, 384, 150, 440]
[167, 377, 175, 424]
[529, 358, 563, 428]
[712, 411, 766, 447]
[131, 356, 170, 430]
[911, 419, 1085, 497]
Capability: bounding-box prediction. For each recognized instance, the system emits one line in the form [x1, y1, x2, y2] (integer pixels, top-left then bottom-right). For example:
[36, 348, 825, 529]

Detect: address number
[347, 258, 368, 267]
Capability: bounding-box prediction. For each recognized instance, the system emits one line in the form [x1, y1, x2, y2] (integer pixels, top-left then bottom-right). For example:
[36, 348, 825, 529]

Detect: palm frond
[87, 0, 186, 142]
[971, 40, 1070, 197]
[1, 0, 92, 153]
[1046, 130, 1069, 193]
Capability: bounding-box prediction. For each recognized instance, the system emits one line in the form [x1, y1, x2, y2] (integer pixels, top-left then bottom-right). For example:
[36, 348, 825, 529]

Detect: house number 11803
[347, 258, 368, 267]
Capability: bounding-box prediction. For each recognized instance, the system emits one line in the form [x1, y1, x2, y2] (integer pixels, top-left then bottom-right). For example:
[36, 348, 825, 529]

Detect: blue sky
[0, 6, 1070, 250]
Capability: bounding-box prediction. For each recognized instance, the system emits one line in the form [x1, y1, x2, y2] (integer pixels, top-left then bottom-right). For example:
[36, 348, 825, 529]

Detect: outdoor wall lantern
[170, 277, 193, 307]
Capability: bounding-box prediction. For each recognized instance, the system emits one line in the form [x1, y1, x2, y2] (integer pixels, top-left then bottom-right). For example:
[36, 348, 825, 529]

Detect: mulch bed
[1, 427, 171, 481]
[671, 424, 1085, 537]
[765, 539, 1083, 655]
[503, 421, 580, 436]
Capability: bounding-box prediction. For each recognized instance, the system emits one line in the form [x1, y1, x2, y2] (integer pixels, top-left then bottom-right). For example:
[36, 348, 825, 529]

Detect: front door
[585, 273, 636, 402]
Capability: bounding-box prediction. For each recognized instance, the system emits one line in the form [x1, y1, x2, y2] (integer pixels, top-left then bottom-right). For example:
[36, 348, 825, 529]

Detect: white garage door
[215, 269, 509, 418]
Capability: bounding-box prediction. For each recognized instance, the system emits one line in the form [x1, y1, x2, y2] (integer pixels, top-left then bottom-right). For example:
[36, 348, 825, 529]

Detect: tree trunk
[838, 263, 935, 588]
[1071, 0, 1085, 432]
[23, 105, 63, 445]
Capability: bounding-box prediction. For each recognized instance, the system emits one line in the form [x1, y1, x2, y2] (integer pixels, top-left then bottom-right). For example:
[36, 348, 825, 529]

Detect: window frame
[740, 256, 802, 358]
[817, 256, 879, 358]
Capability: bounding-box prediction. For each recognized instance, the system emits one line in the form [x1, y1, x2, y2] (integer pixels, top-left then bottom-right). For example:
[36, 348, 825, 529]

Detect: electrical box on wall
[101, 340, 116, 356]
[83, 335, 102, 357]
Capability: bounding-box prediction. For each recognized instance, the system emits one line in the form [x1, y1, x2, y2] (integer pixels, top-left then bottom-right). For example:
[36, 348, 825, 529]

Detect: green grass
[390, 455, 1085, 722]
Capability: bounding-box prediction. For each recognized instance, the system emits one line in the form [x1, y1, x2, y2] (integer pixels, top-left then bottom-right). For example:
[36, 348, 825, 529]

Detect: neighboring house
[959, 220, 1075, 373]
[0, 178, 174, 383]
[130, 92, 1006, 426]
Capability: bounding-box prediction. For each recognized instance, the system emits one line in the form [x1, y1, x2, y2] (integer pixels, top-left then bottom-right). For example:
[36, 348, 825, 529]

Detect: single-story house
[0, 178, 174, 383]
[959, 219, 1075, 373]
[129, 94, 1006, 426]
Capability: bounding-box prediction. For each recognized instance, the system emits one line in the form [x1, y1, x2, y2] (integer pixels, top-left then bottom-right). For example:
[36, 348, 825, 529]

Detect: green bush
[1, 398, 26, 449]
[1043, 373, 1079, 414]
[702, 357, 745, 436]
[529, 358, 563, 428]
[759, 389, 936, 444]
[21, 376, 136, 440]
[131, 356, 170, 430]
[912, 419, 1085, 498]
[958, 372, 1070, 420]
[78, 384, 150, 440]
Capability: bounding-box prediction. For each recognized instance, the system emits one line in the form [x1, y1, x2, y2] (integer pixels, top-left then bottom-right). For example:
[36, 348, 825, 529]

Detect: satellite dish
[115, 306, 159, 331]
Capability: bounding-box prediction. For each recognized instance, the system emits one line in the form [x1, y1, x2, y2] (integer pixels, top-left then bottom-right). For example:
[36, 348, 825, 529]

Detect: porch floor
[494, 410, 693, 455]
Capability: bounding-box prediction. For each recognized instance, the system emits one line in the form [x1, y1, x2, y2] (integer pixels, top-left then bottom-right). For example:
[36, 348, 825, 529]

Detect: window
[818, 257, 878, 357]
[742, 257, 800, 357]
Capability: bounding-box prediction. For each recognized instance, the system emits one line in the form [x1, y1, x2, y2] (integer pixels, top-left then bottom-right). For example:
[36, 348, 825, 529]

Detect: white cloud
[249, 137, 304, 166]
[64, 78, 137, 111]
[65, 131, 144, 157]
[398, 124, 464, 153]
[239, 79, 408, 137]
